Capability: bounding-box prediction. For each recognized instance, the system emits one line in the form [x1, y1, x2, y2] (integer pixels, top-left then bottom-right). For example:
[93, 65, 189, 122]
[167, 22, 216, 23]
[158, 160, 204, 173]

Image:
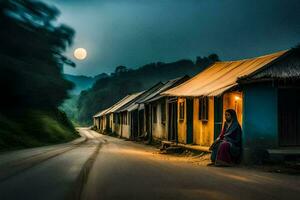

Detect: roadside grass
[0, 109, 79, 152]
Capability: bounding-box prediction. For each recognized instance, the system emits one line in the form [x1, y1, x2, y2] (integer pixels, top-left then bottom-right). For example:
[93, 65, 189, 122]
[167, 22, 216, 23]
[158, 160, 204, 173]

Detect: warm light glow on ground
[74, 48, 87, 60]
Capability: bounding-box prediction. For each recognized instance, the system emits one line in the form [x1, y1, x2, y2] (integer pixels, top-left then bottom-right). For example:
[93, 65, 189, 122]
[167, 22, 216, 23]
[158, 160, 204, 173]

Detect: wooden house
[109, 92, 143, 136]
[115, 82, 164, 139]
[93, 94, 140, 134]
[93, 108, 110, 133]
[237, 48, 300, 163]
[138, 76, 190, 142]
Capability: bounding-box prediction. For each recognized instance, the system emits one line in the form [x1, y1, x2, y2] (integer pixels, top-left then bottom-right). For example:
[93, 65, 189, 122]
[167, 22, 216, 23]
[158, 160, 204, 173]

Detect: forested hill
[77, 54, 219, 125]
[64, 73, 108, 95]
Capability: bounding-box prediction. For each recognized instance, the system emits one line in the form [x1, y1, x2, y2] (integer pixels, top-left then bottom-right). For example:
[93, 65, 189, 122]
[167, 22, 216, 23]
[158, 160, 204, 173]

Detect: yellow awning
[162, 50, 287, 97]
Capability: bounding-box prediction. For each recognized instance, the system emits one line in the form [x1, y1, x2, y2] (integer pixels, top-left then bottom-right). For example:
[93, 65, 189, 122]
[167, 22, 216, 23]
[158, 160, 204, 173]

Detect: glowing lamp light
[235, 96, 240, 101]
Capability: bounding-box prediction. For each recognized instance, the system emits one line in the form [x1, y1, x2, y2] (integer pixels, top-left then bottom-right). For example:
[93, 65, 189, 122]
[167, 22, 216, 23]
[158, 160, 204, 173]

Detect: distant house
[93, 94, 140, 133]
[138, 76, 190, 142]
[109, 92, 143, 136]
[93, 108, 110, 133]
[163, 49, 300, 163]
[116, 82, 164, 139]
[93, 95, 129, 133]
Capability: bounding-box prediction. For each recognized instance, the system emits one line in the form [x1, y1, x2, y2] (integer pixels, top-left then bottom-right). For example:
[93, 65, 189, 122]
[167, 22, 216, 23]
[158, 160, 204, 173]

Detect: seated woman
[210, 109, 242, 166]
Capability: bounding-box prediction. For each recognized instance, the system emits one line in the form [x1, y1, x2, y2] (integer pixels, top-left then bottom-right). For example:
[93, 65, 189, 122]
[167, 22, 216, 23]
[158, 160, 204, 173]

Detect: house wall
[112, 114, 120, 135]
[94, 117, 100, 129]
[242, 83, 278, 164]
[177, 97, 187, 143]
[113, 122, 120, 135]
[99, 117, 102, 130]
[109, 114, 113, 132]
[223, 91, 243, 125]
[93, 117, 97, 128]
[119, 112, 131, 139]
[152, 101, 167, 140]
[121, 123, 131, 139]
[116, 114, 123, 136]
[99, 117, 103, 131]
[102, 116, 106, 132]
[193, 97, 215, 147]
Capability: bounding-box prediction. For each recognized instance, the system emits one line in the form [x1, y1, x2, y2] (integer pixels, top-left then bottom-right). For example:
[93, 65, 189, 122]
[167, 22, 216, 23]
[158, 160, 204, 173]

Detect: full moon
[74, 48, 87, 60]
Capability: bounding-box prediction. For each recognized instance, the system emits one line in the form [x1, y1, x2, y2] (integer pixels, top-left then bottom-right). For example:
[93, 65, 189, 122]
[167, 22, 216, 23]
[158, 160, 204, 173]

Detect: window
[199, 97, 209, 121]
[161, 102, 166, 124]
[179, 101, 185, 120]
[153, 105, 157, 123]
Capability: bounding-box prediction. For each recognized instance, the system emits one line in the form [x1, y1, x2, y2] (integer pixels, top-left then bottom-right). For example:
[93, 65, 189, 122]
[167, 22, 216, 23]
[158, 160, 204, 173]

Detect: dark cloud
[49, 0, 300, 75]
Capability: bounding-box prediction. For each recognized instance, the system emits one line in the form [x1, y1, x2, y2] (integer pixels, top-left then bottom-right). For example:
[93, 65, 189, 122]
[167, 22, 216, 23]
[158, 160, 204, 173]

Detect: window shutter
[199, 97, 209, 121]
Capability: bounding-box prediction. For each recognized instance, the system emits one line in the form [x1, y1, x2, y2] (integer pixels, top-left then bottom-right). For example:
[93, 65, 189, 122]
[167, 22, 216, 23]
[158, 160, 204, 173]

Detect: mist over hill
[64, 73, 108, 95]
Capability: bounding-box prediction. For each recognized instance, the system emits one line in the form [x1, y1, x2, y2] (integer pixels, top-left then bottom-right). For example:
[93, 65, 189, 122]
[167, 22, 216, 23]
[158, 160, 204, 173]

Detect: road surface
[0, 128, 299, 200]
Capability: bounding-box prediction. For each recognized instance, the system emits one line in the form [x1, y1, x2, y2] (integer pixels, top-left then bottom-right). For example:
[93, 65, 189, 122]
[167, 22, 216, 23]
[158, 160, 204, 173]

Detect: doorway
[214, 96, 223, 140]
[186, 98, 193, 144]
[131, 110, 138, 139]
[279, 89, 300, 146]
[168, 101, 178, 142]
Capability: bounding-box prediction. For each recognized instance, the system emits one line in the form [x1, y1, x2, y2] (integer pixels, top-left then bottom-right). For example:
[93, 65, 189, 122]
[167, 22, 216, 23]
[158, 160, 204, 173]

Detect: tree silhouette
[0, 0, 78, 149]
[0, 0, 75, 112]
[114, 66, 128, 75]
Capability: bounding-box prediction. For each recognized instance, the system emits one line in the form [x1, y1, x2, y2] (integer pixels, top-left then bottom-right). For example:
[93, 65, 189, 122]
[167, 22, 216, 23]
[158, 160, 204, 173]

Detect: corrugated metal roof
[93, 108, 110, 118]
[162, 50, 287, 97]
[140, 76, 189, 103]
[107, 92, 143, 113]
[126, 103, 139, 112]
[93, 92, 143, 117]
[239, 49, 300, 82]
[93, 95, 130, 117]
[117, 82, 164, 112]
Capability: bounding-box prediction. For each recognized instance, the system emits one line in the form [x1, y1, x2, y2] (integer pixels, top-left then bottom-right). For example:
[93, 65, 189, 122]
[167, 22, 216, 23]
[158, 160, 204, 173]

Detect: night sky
[50, 0, 300, 76]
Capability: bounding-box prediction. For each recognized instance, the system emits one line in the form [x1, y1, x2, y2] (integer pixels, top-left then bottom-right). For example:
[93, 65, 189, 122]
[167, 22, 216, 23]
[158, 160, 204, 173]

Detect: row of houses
[94, 49, 300, 163]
